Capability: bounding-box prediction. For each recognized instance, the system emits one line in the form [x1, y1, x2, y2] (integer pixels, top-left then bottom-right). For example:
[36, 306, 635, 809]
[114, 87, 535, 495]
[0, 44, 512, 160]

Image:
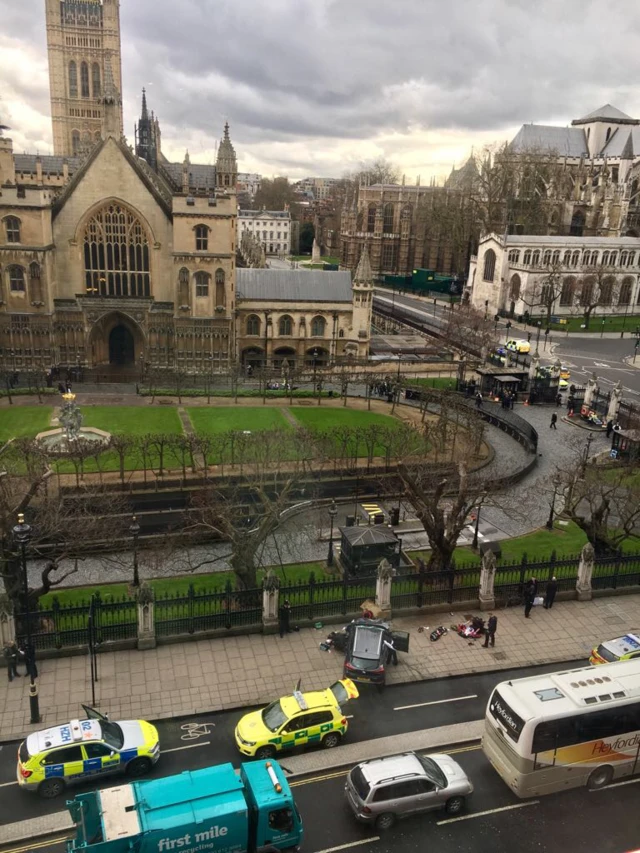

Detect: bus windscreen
[489, 689, 525, 742]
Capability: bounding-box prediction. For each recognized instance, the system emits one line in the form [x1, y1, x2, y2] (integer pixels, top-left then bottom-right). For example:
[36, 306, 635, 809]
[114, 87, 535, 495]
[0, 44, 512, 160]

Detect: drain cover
[492, 651, 508, 661]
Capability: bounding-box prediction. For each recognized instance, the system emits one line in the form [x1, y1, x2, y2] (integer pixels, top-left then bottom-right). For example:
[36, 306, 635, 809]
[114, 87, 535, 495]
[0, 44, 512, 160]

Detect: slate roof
[600, 128, 640, 158]
[162, 162, 216, 191]
[340, 525, 398, 546]
[572, 104, 636, 124]
[13, 154, 81, 175]
[510, 125, 588, 157]
[236, 269, 352, 303]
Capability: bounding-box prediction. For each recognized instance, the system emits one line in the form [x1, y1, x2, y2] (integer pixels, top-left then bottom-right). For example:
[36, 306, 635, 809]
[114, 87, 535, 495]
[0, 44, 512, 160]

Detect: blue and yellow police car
[17, 705, 160, 798]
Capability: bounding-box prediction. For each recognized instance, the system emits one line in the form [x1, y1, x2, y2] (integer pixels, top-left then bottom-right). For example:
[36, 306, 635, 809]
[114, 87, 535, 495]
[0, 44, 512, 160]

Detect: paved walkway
[1, 591, 638, 743]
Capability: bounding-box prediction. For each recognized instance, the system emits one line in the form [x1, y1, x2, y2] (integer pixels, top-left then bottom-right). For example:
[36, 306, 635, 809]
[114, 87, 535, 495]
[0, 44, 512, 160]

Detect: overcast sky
[2, 0, 640, 181]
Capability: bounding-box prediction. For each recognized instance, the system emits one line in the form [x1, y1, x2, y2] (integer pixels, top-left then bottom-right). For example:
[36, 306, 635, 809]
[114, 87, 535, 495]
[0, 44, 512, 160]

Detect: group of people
[3, 641, 36, 682]
[524, 576, 557, 618]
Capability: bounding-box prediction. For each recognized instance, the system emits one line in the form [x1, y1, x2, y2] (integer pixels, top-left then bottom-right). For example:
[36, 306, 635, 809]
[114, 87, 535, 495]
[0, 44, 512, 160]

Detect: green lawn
[290, 407, 397, 432]
[532, 314, 640, 334]
[40, 561, 327, 608]
[187, 407, 291, 438]
[408, 377, 458, 390]
[0, 407, 53, 444]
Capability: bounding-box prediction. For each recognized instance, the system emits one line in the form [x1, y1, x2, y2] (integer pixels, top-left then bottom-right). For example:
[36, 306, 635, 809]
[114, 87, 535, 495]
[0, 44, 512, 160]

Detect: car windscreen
[262, 700, 288, 732]
[418, 756, 447, 788]
[488, 689, 525, 743]
[351, 656, 381, 671]
[99, 720, 124, 750]
[349, 766, 371, 800]
[18, 741, 29, 763]
[596, 644, 619, 663]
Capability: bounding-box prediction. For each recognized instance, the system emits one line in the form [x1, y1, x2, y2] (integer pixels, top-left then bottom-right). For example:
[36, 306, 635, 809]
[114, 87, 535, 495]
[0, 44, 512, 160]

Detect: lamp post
[12, 513, 41, 724]
[472, 494, 486, 550]
[546, 477, 562, 531]
[534, 320, 542, 356]
[130, 515, 141, 588]
[327, 500, 338, 566]
[312, 348, 319, 393]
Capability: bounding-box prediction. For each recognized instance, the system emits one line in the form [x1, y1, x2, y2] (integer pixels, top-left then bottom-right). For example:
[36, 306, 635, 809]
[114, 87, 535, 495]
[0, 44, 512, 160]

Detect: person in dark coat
[3, 643, 19, 682]
[278, 599, 292, 638]
[550, 413, 558, 430]
[606, 420, 614, 438]
[524, 578, 537, 618]
[483, 613, 498, 648]
[544, 577, 558, 609]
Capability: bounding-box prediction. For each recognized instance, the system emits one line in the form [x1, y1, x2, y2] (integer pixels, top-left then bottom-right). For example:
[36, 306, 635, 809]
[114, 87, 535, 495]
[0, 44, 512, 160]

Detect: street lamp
[472, 495, 486, 550]
[312, 348, 319, 393]
[534, 320, 542, 356]
[12, 513, 41, 724]
[130, 515, 141, 588]
[327, 500, 338, 566]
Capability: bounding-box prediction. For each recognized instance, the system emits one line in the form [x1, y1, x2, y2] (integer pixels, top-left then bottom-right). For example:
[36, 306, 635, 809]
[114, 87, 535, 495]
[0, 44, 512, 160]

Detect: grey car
[345, 751, 474, 830]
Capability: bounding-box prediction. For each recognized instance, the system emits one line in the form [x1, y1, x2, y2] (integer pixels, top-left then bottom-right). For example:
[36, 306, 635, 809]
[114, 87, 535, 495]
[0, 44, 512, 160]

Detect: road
[3, 658, 640, 853]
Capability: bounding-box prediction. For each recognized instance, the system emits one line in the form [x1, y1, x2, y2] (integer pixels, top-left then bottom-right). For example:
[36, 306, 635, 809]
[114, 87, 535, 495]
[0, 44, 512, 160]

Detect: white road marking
[394, 694, 478, 711]
[591, 777, 640, 791]
[314, 840, 380, 853]
[437, 800, 540, 825]
[164, 740, 211, 753]
[0, 780, 17, 787]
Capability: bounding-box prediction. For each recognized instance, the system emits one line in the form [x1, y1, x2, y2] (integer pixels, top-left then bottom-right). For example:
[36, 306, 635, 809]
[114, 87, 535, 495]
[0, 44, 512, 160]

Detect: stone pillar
[375, 558, 394, 617]
[262, 571, 280, 634]
[137, 586, 156, 650]
[528, 355, 540, 382]
[0, 596, 16, 648]
[607, 381, 623, 423]
[551, 358, 561, 382]
[479, 549, 496, 611]
[584, 373, 598, 408]
[576, 542, 594, 601]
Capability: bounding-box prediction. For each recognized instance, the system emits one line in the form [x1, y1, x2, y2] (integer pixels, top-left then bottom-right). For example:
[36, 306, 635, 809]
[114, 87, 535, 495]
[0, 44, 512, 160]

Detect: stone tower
[216, 122, 237, 188]
[45, 0, 124, 157]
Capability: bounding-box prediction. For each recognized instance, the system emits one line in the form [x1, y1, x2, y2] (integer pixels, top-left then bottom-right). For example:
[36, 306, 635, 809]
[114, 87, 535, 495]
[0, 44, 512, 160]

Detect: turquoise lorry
[66, 760, 303, 853]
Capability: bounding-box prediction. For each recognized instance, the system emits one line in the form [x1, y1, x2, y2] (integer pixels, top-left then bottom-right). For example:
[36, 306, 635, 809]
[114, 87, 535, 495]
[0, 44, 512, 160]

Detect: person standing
[544, 577, 558, 609]
[383, 632, 398, 665]
[4, 643, 19, 682]
[524, 578, 537, 618]
[483, 613, 498, 648]
[550, 413, 558, 429]
[606, 420, 614, 438]
[278, 599, 292, 638]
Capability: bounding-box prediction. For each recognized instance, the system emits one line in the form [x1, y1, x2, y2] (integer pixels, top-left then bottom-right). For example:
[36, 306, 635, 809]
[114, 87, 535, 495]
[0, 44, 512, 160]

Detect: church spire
[141, 88, 149, 121]
[135, 86, 158, 169]
[216, 121, 237, 189]
[354, 242, 373, 286]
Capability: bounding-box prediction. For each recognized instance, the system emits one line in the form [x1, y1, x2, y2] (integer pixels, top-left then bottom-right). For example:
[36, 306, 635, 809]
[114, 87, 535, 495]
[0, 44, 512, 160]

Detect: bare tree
[574, 267, 620, 330]
[520, 262, 565, 327]
[442, 303, 498, 357]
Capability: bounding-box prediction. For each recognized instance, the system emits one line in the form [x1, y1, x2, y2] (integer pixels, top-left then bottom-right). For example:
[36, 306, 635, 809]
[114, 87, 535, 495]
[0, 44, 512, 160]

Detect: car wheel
[588, 766, 613, 790]
[127, 757, 152, 778]
[255, 745, 277, 760]
[322, 732, 341, 749]
[375, 812, 396, 831]
[38, 778, 65, 799]
[445, 796, 465, 815]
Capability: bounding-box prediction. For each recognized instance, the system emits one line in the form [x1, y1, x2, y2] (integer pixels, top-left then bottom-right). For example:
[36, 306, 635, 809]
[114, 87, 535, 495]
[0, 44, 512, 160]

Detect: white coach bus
[483, 659, 640, 797]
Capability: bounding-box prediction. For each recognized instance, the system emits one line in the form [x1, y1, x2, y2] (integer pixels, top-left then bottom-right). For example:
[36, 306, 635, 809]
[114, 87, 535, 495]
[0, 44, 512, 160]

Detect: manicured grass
[532, 314, 640, 334]
[408, 377, 458, 390]
[0, 406, 53, 444]
[40, 561, 327, 608]
[290, 407, 397, 432]
[187, 407, 291, 438]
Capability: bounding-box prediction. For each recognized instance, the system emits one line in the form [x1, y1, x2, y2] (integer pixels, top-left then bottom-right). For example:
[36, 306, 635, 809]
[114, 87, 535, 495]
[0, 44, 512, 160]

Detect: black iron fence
[280, 573, 378, 622]
[154, 583, 262, 637]
[390, 567, 480, 609]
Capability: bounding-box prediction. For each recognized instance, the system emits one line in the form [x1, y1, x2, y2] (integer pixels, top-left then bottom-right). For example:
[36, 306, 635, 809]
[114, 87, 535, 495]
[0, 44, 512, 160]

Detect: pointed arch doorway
[89, 311, 145, 370]
[109, 325, 135, 365]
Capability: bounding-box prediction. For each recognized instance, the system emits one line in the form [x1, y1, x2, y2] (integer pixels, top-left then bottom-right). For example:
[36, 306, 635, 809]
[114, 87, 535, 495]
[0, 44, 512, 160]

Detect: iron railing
[154, 583, 262, 637]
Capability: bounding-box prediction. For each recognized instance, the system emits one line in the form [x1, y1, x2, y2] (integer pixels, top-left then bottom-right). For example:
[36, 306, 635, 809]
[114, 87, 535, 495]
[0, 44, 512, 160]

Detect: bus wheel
[588, 766, 613, 790]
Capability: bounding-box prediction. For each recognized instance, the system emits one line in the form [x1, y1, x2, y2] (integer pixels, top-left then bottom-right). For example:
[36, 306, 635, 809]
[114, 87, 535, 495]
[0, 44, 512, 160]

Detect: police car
[17, 705, 160, 798]
[590, 633, 640, 665]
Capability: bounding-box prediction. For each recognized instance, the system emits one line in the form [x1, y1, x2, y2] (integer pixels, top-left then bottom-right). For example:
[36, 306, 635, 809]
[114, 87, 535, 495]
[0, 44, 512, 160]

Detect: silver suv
[345, 751, 473, 830]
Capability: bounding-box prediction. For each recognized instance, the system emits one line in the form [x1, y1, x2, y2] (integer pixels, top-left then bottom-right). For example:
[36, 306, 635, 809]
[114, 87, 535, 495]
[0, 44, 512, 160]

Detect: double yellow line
[1, 833, 70, 853]
[289, 742, 481, 788]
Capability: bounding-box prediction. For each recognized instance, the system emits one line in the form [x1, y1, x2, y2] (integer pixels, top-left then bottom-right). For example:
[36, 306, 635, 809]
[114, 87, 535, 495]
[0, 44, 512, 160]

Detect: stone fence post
[0, 595, 16, 648]
[584, 373, 598, 408]
[576, 542, 594, 601]
[262, 571, 280, 634]
[606, 381, 623, 423]
[375, 559, 394, 617]
[479, 549, 496, 611]
[137, 585, 156, 650]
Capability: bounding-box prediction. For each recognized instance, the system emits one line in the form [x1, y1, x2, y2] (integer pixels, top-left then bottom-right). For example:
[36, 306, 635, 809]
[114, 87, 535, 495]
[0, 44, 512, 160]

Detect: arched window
[552, 250, 560, 265]
[609, 252, 617, 267]
[215, 268, 225, 307]
[590, 252, 599, 267]
[29, 262, 41, 280]
[246, 314, 261, 336]
[92, 63, 101, 98]
[29, 262, 42, 303]
[583, 251, 591, 266]
[367, 205, 376, 233]
[279, 315, 293, 336]
[563, 251, 571, 266]
[383, 203, 394, 232]
[178, 267, 190, 306]
[523, 250, 532, 265]
[4, 216, 20, 243]
[543, 250, 552, 266]
[570, 210, 585, 236]
[69, 61, 78, 97]
[311, 315, 326, 337]
[195, 225, 208, 251]
[572, 250, 580, 267]
[601, 251, 610, 266]
[338, 329, 344, 338]
[8, 266, 25, 292]
[629, 252, 636, 267]
[83, 202, 151, 297]
[560, 276, 575, 306]
[80, 62, 90, 98]
[482, 249, 496, 281]
[508, 250, 520, 264]
[72, 130, 81, 156]
[509, 274, 521, 301]
[620, 251, 628, 267]
[619, 277, 633, 306]
[531, 250, 540, 266]
[580, 277, 595, 305]
[195, 271, 209, 297]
